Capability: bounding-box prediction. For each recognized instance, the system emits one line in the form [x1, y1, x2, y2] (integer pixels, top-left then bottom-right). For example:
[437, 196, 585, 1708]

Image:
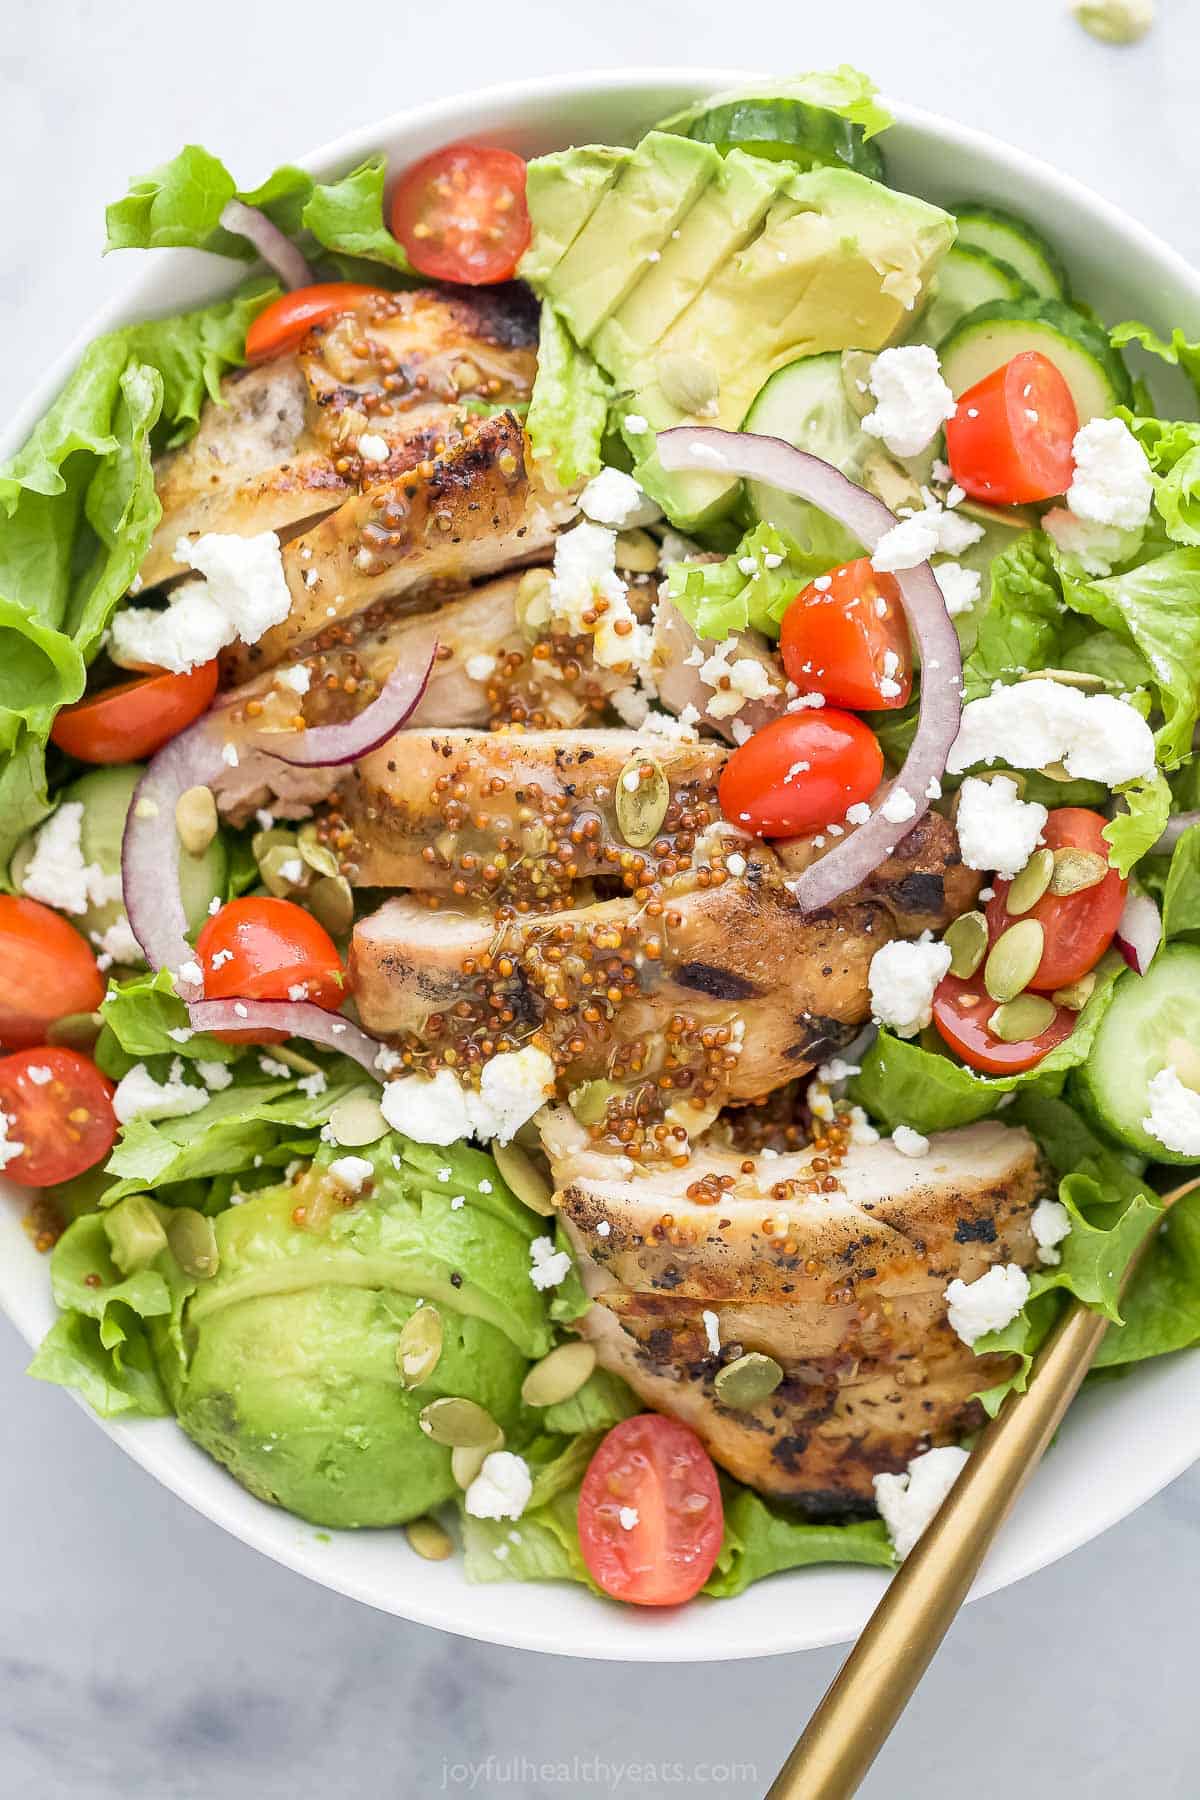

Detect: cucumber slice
[1076, 944, 1200, 1162]
[951, 204, 1068, 300]
[938, 298, 1133, 423]
[909, 245, 1030, 349]
[741, 353, 867, 561]
[679, 99, 884, 182]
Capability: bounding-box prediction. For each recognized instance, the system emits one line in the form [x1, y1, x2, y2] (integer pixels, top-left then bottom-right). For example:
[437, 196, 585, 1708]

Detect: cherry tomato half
[0, 898, 105, 1053]
[51, 661, 219, 764]
[0, 1047, 116, 1187]
[718, 710, 884, 839]
[578, 1414, 724, 1607]
[932, 971, 1076, 1075]
[985, 808, 1125, 992]
[195, 898, 344, 1044]
[780, 558, 912, 712]
[244, 284, 388, 363]
[390, 144, 531, 285]
[945, 350, 1078, 506]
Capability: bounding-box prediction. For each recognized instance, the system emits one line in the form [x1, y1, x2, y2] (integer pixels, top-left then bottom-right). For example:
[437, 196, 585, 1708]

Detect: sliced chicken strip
[141, 285, 540, 587]
[540, 1109, 1041, 1508]
[220, 411, 575, 683]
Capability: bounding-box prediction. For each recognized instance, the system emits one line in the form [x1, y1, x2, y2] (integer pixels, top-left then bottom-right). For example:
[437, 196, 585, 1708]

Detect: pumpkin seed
[1018, 667, 1107, 694]
[263, 1043, 321, 1076]
[971, 767, 1027, 798]
[451, 1441, 500, 1489]
[615, 755, 669, 848]
[166, 1207, 219, 1280]
[396, 1306, 444, 1389]
[1051, 971, 1098, 1012]
[1049, 847, 1108, 896]
[175, 785, 218, 857]
[663, 1098, 721, 1138]
[614, 528, 659, 574]
[307, 874, 355, 937]
[251, 825, 296, 865]
[260, 842, 309, 897]
[861, 450, 923, 513]
[984, 918, 1045, 1002]
[515, 567, 552, 638]
[944, 910, 988, 980]
[418, 1396, 502, 1449]
[1038, 760, 1073, 784]
[297, 822, 340, 879]
[521, 1341, 596, 1407]
[840, 350, 875, 417]
[656, 348, 719, 416]
[1005, 848, 1055, 915]
[327, 1091, 389, 1147]
[989, 994, 1057, 1042]
[492, 1139, 556, 1215]
[714, 1352, 784, 1411]
[405, 1516, 454, 1561]
[568, 1078, 624, 1126]
[47, 1010, 103, 1053]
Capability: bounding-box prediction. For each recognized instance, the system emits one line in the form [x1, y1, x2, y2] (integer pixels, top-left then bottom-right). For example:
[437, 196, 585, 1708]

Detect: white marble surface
[3, 2, 1199, 1794]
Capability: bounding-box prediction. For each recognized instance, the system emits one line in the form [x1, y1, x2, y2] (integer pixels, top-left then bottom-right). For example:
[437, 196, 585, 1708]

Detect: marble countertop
[3, 2, 1199, 1793]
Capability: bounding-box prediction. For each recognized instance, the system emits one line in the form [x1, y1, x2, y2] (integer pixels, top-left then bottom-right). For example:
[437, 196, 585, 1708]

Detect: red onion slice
[251, 649, 437, 767]
[657, 426, 963, 912]
[187, 999, 385, 1075]
[220, 200, 314, 291]
[1115, 886, 1161, 975]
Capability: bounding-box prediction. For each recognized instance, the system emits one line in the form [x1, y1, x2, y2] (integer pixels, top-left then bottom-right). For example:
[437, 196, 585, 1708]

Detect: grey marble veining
[3, 2, 1199, 1794]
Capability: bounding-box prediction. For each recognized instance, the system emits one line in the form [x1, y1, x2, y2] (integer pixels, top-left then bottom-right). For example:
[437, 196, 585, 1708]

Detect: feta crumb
[891, 1124, 930, 1158]
[1042, 507, 1141, 577]
[25, 1064, 52, 1086]
[113, 1059, 209, 1125]
[166, 1027, 193, 1045]
[948, 679, 1155, 785]
[872, 492, 984, 574]
[464, 1451, 533, 1522]
[596, 1219, 612, 1238]
[196, 1059, 233, 1091]
[869, 939, 953, 1038]
[945, 1263, 1031, 1347]
[955, 776, 1048, 879]
[258, 1054, 290, 1078]
[548, 522, 650, 670]
[19, 804, 113, 916]
[935, 561, 982, 616]
[726, 852, 747, 878]
[845, 801, 872, 827]
[1066, 417, 1153, 531]
[848, 1105, 880, 1146]
[176, 960, 203, 988]
[96, 915, 142, 967]
[1142, 1065, 1200, 1157]
[0, 1110, 25, 1171]
[579, 467, 661, 528]
[465, 652, 497, 682]
[328, 1154, 373, 1193]
[701, 1309, 721, 1356]
[623, 413, 648, 433]
[861, 346, 957, 460]
[874, 1446, 970, 1559]
[297, 1070, 327, 1099]
[287, 983, 309, 1002]
[222, 742, 240, 768]
[208, 896, 222, 916]
[529, 1234, 573, 1291]
[278, 664, 311, 695]
[380, 1067, 474, 1145]
[1031, 1197, 1072, 1266]
[880, 787, 917, 824]
[470, 1046, 556, 1146]
[357, 432, 390, 463]
[111, 532, 291, 674]
[278, 857, 304, 885]
[618, 1506, 640, 1531]
[450, 1194, 466, 1211]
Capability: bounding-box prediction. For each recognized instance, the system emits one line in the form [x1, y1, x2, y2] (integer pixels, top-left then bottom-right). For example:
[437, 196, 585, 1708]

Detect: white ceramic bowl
[4, 68, 1200, 1663]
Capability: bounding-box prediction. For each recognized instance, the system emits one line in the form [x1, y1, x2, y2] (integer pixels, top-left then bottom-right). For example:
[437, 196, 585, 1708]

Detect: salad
[4, 66, 1200, 1611]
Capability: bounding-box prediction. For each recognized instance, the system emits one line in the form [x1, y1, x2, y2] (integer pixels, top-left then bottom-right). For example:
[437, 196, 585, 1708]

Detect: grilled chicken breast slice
[141, 285, 540, 587]
[540, 1110, 1042, 1507]
[650, 596, 786, 743]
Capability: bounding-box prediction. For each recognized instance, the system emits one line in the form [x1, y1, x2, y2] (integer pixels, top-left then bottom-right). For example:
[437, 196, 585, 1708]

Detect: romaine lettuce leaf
[1163, 822, 1200, 938]
[704, 1488, 894, 1596]
[1111, 321, 1200, 407]
[525, 303, 609, 490]
[665, 522, 821, 641]
[960, 530, 1064, 699]
[1103, 769, 1172, 877]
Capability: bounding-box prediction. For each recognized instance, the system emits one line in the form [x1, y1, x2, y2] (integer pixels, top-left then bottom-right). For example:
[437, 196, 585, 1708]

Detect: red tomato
[390, 144, 531, 285]
[985, 808, 1126, 991]
[932, 972, 1076, 1074]
[945, 350, 1078, 505]
[0, 898, 105, 1053]
[578, 1414, 724, 1607]
[244, 283, 388, 363]
[718, 711, 884, 839]
[0, 1047, 116, 1187]
[51, 662, 219, 764]
[780, 558, 912, 711]
[195, 898, 344, 1043]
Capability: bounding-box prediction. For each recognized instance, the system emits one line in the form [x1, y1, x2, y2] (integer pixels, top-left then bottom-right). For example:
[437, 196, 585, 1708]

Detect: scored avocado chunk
[519, 145, 628, 288]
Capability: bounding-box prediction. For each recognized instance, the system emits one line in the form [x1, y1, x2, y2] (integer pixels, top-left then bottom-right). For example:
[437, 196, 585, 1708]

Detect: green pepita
[840, 350, 875, 417]
[175, 785, 218, 857]
[491, 1139, 556, 1215]
[396, 1306, 444, 1389]
[971, 767, 1027, 798]
[404, 1516, 454, 1561]
[520, 1341, 597, 1407]
[307, 874, 355, 937]
[614, 528, 659, 574]
[861, 450, 923, 514]
[984, 918, 1045, 1002]
[451, 1441, 499, 1489]
[1018, 667, 1107, 693]
[714, 1352, 784, 1411]
[1049, 847, 1108, 896]
[615, 755, 669, 849]
[988, 994, 1057, 1042]
[515, 567, 552, 639]
[260, 842, 309, 897]
[166, 1207, 219, 1280]
[1005, 848, 1055, 915]
[1051, 972, 1098, 1012]
[418, 1397, 502, 1449]
[46, 1010, 104, 1053]
[656, 348, 719, 416]
[1038, 760, 1073, 784]
[568, 1078, 624, 1126]
[327, 1091, 389, 1146]
[251, 824, 296, 865]
[944, 910, 988, 980]
[297, 823, 340, 879]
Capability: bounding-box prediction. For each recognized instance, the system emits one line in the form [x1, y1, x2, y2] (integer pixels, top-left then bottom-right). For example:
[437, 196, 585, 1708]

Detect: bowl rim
[4, 64, 1200, 1662]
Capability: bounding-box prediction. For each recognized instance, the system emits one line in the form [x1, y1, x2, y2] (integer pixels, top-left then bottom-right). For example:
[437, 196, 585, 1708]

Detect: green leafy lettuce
[665, 522, 825, 641]
[525, 303, 610, 490]
[1163, 822, 1200, 938]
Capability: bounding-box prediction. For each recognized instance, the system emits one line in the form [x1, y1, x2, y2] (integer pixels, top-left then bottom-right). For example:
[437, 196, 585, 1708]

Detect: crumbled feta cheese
[880, 787, 917, 824]
[450, 1194, 466, 1211]
[817, 1057, 861, 1086]
[258, 1054, 290, 1079]
[196, 1059, 233, 1091]
[609, 683, 652, 728]
[278, 664, 311, 695]
[529, 1234, 573, 1291]
[869, 939, 953, 1038]
[24, 1064, 52, 1086]
[297, 1070, 327, 1099]
[1066, 417, 1153, 530]
[113, 1059, 209, 1125]
[955, 775, 1048, 879]
[464, 1451, 533, 1522]
[470, 1046, 556, 1146]
[1142, 1065, 1200, 1157]
[623, 413, 648, 433]
[111, 532, 291, 674]
[1031, 1197, 1072, 1266]
[872, 493, 984, 574]
[596, 1218, 612, 1238]
[848, 1105, 880, 1146]
[861, 346, 957, 459]
[697, 639, 779, 718]
[328, 1154, 373, 1193]
[948, 679, 1155, 785]
[287, 983, 309, 1002]
[891, 1124, 930, 1157]
[357, 432, 390, 463]
[278, 857, 304, 885]
[726, 852, 748, 878]
[465, 653, 497, 682]
[221, 742, 240, 768]
[845, 801, 872, 827]
[935, 561, 982, 616]
[634, 709, 699, 747]
[96, 915, 142, 966]
[548, 521, 650, 671]
[19, 804, 115, 916]
[380, 1067, 474, 1145]
[618, 1506, 640, 1531]
[0, 1109, 26, 1169]
[874, 1446, 970, 1559]
[579, 467, 661, 528]
[945, 1263, 1031, 1347]
[701, 1309, 721, 1356]
[1042, 507, 1141, 577]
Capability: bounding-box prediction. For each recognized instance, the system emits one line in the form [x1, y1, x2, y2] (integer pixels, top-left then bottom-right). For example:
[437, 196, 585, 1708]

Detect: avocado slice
[519, 144, 628, 288]
[540, 131, 721, 347]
